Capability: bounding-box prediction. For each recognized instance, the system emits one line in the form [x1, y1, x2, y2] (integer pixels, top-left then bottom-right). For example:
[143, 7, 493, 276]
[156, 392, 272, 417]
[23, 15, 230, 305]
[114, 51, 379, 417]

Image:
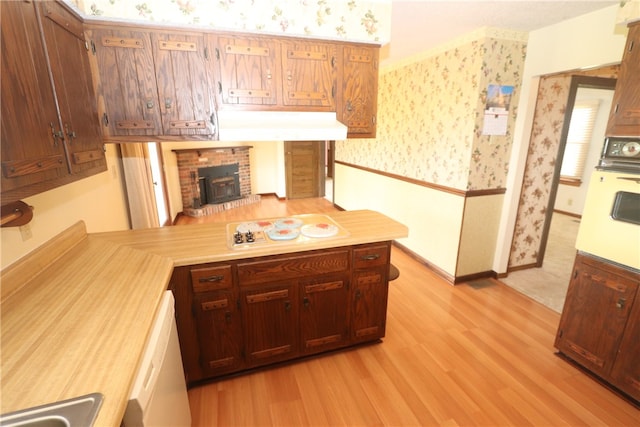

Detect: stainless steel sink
[0, 393, 103, 427]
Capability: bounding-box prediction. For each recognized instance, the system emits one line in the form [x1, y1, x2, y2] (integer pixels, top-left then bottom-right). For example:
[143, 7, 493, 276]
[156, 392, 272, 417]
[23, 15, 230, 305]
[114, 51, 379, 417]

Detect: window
[560, 99, 600, 182]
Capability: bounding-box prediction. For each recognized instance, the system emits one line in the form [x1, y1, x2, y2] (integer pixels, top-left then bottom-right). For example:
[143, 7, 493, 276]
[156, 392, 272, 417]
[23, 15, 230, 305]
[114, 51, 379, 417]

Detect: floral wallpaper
[508, 65, 619, 269]
[337, 28, 527, 191]
[64, 0, 390, 44]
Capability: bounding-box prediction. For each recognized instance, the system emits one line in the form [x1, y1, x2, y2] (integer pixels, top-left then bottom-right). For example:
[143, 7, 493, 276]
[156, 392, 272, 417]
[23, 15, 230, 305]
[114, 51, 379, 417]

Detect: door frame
[536, 76, 617, 266]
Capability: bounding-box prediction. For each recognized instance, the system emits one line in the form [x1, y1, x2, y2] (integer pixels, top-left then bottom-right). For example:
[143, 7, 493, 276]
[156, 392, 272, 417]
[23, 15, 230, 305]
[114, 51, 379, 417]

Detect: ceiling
[382, 0, 618, 66]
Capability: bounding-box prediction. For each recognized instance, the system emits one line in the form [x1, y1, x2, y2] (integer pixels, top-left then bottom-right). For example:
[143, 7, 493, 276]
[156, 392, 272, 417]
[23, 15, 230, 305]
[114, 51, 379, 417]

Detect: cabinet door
[89, 26, 162, 136]
[555, 255, 638, 379]
[352, 266, 389, 343]
[151, 31, 216, 137]
[607, 22, 640, 136]
[1, 1, 68, 195]
[214, 35, 280, 106]
[300, 274, 350, 354]
[610, 288, 640, 401]
[39, 2, 106, 175]
[339, 45, 378, 138]
[241, 284, 298, 367]
[193, 290, 243, 377]
[281, 41, 336, 109]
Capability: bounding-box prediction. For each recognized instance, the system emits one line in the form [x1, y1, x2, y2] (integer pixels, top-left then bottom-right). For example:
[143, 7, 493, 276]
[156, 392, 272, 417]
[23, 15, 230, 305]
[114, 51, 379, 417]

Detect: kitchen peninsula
[0, 210, 407, 426]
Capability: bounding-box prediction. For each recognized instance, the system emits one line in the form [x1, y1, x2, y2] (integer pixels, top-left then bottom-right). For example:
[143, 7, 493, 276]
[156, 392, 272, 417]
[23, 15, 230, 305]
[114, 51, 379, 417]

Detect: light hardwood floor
[178, 197, 639, 426]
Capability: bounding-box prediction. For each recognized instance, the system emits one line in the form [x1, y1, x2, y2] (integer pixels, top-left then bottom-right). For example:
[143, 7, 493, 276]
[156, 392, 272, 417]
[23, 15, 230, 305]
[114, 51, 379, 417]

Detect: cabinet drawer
[237, 250, 349, 286]
[191, 265, 233, 292]
[353, 244, 390, 269]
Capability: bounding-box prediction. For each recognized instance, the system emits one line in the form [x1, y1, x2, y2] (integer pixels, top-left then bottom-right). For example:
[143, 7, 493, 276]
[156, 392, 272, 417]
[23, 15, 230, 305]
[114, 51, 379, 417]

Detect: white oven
[576, 170, 640, 270]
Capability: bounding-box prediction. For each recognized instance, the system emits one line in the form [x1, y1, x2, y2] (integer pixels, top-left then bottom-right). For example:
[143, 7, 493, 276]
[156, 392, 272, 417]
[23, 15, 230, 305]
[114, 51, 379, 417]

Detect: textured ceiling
[382, 0, 619, 66]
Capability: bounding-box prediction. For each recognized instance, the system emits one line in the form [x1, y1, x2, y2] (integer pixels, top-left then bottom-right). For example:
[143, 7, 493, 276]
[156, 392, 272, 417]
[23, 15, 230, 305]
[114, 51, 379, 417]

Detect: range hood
[217, 110, 348, 141]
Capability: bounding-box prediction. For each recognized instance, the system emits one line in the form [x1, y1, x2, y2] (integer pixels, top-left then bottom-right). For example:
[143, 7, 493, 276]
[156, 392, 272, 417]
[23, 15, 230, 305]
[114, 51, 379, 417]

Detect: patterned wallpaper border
[63, 0, 391, 45]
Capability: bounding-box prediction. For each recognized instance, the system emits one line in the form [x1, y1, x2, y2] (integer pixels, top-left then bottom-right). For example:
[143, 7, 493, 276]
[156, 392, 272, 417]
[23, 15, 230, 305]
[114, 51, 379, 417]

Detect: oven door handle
[617, 177, 640, 184]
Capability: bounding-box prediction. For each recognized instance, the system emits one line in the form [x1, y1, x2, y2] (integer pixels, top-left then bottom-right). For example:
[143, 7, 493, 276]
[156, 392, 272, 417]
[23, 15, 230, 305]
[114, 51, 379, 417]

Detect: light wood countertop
[94, 210, 408, 266]
[0, 210, 407, 426]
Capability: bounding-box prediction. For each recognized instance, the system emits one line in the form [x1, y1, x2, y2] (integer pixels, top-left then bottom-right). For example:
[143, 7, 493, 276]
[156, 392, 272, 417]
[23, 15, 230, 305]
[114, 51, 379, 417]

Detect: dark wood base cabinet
[171, 242, 391, 385]
[555, 253, 640, 403]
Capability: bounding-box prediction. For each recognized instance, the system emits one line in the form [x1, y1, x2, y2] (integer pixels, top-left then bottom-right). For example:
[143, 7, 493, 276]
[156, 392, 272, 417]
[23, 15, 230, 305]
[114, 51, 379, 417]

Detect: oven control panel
[599, 137, 640, 172]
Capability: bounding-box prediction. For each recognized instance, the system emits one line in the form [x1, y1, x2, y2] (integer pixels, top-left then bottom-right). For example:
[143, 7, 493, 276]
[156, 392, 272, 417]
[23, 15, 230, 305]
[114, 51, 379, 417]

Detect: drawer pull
[200, 275, 224, 283]
[361, 254, 380, 261]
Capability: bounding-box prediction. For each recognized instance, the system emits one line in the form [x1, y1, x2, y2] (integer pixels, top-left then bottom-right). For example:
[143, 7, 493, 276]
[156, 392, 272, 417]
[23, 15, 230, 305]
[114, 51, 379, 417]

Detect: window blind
[560, 99, 600, 180]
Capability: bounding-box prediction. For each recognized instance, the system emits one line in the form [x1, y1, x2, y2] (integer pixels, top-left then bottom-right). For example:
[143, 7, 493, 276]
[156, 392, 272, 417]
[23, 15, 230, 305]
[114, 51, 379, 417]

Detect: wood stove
[198, 164, 242, 204]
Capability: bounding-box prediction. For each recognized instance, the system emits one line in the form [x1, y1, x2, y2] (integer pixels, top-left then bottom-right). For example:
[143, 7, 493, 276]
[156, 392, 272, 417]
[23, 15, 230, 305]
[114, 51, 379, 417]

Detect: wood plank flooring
[178, 196, 639, 426]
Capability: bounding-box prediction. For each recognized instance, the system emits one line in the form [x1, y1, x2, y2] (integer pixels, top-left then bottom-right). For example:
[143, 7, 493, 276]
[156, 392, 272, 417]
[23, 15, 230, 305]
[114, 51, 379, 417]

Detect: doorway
[501, 76, 615, 312]
[284, 141, 326, 199]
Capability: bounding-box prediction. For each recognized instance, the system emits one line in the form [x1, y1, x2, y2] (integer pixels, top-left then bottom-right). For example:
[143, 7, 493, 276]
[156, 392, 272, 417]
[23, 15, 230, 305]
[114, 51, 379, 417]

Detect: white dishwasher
[123, 291, 192, 427]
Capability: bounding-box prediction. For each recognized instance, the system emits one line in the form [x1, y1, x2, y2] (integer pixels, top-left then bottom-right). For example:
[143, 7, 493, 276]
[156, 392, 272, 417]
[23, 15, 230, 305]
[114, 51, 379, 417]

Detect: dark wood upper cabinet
[607, 21, 640, 137]
[214, 35, 281, 107]
[280, 40, 337, 109]
[87, 26, 163, 137]
[151, 31, 216, 136]
[39, 2, 105, 175]
[214, 35, 337, 111]
[338, 45, 379, 138]
[1, 1, 106, 204]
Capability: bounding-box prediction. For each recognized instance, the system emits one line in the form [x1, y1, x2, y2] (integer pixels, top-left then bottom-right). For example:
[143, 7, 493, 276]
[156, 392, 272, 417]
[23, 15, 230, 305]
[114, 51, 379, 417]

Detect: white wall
[334, 164, 464, 276]
[0, 145, 130, 269]
[494, 4, 628, 273]
[555, 87, 615, 215]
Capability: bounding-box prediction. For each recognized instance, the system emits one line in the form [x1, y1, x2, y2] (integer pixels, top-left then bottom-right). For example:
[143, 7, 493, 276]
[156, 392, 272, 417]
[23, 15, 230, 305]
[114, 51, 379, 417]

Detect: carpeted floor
[499, 213, 580, 313]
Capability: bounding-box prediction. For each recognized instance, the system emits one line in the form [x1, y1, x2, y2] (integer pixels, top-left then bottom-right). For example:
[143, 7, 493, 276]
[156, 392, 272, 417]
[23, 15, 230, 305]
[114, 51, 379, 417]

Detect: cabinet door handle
[361, 254, 380, 261]
[225, 311, 232, 323]
[49, 122, 63, 146]
[346, 100, 353, 112]
[355, 289, 362, 300]
[146, 99, 154, 109]
[284, 300, 291, 311]
[616, 298, 626, 309]
[65, 124, 76, 140]
[165, 98, 172, 109]
[303, 297, 310, 308]
[102, 113, 109, 126]
[199, 275, 224, 283]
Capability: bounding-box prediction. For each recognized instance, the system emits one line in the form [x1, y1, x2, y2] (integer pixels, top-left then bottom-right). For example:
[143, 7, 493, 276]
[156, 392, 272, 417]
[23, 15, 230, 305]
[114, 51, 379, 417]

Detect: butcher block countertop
[0, 210, 407, 426]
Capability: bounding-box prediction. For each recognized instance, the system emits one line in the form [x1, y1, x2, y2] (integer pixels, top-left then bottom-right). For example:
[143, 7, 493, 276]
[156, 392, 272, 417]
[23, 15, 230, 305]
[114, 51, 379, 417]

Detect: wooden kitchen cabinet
[172, 243, 396, 384]
[1, 1, 106, 204]
[555, 253, 640, 403]
[171, 263, 244, 383]
[352, 243, 391, 342]
[88, 25, 217, 140]
[280, 40, 337, 109]
[87, 26, 162, 137]
[300, 273, 351, 354]
[151, 31, 216, 136]
[213, 35, 280, 107]
[241, 283, 299, 367]
[338, 45, 379, 138]
[610, 290, 640, 401]
[606, 21, 640, 136]
[213, 34, 337, 111]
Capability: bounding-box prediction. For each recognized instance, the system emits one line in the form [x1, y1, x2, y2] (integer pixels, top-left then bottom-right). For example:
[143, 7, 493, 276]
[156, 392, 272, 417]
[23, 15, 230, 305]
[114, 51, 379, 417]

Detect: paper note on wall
[482, 84, 514, 136]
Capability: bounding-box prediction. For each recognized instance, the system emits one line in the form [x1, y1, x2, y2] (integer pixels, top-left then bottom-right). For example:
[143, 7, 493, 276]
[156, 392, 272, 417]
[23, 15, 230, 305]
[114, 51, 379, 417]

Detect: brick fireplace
[173, 147, 260, 217]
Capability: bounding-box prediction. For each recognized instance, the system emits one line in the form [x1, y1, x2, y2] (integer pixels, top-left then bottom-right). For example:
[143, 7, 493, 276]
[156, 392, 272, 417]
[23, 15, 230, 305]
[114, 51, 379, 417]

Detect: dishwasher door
[122, 291, 191, 427]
